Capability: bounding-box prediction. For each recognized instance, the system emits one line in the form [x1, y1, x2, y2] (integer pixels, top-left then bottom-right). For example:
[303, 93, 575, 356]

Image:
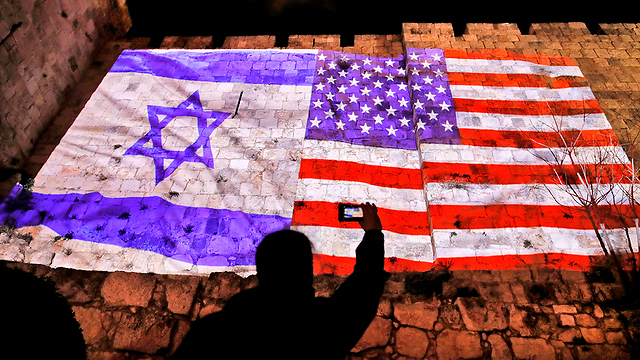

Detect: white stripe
[449, 85, 595, 101]
[1, 225, 256, 277]
[433, 227, 637, 258]
[426, 183, 633, 207]
[455, 112, 613, 131]
[291, 225, 434, 262]
[419, 143, 630, 165]
[296, 178, 427, 211]
[6, 225, 632, 272]
[445, 58, 584, 78]
[302, 139, 421, 169]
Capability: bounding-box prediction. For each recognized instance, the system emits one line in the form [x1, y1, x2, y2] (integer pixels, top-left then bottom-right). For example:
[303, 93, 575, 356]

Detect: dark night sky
[125, 0, 637, 42]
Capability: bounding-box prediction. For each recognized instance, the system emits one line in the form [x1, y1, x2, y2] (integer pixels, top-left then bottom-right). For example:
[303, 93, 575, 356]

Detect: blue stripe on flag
[0, 185, 291, 267]
[110, 49, 318, 86]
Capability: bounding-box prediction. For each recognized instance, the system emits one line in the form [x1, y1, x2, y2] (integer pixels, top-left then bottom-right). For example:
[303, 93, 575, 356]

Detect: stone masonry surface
[2, 21, 640, 359]
[0, 0, 130, 170]
[3, 261, 639, 360]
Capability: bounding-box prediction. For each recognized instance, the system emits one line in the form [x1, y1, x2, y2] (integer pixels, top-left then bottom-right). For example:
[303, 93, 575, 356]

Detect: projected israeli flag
[0, 49, 317, 275]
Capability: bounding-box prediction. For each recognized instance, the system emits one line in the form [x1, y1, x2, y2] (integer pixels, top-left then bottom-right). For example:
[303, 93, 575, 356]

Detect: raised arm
[353, 202, 384, 274]
[325, 202, 388, 354]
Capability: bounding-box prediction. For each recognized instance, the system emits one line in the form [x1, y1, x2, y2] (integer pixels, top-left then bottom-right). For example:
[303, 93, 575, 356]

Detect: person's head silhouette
[255, 229, 314, 295]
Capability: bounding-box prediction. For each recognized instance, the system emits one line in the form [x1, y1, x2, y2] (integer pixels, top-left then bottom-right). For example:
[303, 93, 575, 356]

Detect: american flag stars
[406, 48, 460, 144]
[305, 50, 419, 150]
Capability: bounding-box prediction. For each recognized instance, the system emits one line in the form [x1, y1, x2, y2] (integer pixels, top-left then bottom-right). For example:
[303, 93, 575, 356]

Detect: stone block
[553, 304, 577, 314]
[287, 35, 314, 48]
[190, 296, 216, 316]
[436, 329, 483, 360]
[100, 271, 156, 307]
[393, 299, 439, 330]
[377, 299, 392, 317]
[566, 283, 593, 303]
[498, 269, 533, 282]
[558, 328, 583, 343]
[203, 272, 249, 301]
[44, 271, 98, 306]
[475, 282, 514, 303]
[395, 327, 428, 358]
[455, 297, 508, 331]
[510, 338, 555, 360]
[603, 317, 623, 329]
[168, 318, 192, 356]
[606, 331, 627, 344]
[72, 306, 112, 345]
[351, 316, 392, 352]
[559, 314, 576, 327]
[164, 276, 201, 315]
[508, 305, 535, 336]
[593, 304, 605, 318]
[488, 334, 512, 360]
[509, 283, 530, 304]
[184, 36, 213, 49]
[574, 345, 631, 360]
[438, 302, 463, 327]
[112, 311, 173, 353]
[580, 327, 606, 343]
[575, 314, 597, 327]
[0, 243, 25, 262]
[530, 268, 562, 283]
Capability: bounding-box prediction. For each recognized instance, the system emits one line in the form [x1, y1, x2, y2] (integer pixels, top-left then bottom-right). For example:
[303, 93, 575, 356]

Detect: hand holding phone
[358, 202, 382, 231]
[338, 202, 382, 231]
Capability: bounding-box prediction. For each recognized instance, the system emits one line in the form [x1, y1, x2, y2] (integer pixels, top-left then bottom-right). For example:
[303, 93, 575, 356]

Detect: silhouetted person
[171, 202, 388, 360]
[0, 264, 87, 360]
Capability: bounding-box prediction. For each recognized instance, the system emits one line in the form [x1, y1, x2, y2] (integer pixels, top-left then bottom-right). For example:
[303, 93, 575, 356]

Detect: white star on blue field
[124, 91, 231, 185]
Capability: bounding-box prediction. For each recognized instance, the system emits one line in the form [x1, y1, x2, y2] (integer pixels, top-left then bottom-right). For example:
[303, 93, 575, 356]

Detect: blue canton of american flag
[406, 48, 460, 144]
[306, 51, 417, 150]
[305, 49, 460, 149]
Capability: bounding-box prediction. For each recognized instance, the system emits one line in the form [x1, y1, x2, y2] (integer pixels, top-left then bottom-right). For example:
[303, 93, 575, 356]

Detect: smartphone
[338, 203, 363, 222]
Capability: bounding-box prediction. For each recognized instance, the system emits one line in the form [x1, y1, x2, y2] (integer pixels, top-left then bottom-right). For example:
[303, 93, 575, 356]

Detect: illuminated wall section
[1, 49, 316, 275]
[0, 48, 634, 275]
[409, 48, 636, 271]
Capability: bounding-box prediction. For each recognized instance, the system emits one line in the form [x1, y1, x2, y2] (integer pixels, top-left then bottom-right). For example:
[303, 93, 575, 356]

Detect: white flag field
[1, 48, 638, 276]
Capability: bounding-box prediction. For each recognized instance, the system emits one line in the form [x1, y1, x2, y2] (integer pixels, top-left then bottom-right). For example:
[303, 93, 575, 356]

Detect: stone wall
[4, 21, 640, 359]
[400, 22, 640, 163]
[3, 261, 637, 360]
[0, 0, 131, 171]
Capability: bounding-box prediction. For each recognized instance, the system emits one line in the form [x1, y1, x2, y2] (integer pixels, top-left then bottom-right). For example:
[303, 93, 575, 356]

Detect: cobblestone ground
[3, 22, 640, 359]
[3, 261, 640, 359]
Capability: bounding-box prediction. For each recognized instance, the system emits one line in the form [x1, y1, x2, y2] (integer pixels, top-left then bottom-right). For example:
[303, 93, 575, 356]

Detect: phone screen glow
[344, 207, 363, 218]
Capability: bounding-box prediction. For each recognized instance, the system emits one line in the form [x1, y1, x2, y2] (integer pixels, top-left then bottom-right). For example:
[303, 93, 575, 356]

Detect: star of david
[124, 91, 230, 185]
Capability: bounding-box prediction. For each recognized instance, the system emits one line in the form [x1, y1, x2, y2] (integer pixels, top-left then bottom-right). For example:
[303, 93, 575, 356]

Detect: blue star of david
[124, 91, 231, 185]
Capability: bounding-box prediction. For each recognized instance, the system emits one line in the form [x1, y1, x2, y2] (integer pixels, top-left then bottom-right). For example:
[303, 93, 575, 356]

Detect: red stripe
[443, 49, 578, 66]
[448, 72, 587, 89]
[453, 98, 603, 116]
[430, 204, 635, 230]
[313, 252, 639, 274]
[422, 162, 632, 185]
[458, 128, 619, 148]
[291, 201, 430, 235]
[298, 158, 423, 190]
